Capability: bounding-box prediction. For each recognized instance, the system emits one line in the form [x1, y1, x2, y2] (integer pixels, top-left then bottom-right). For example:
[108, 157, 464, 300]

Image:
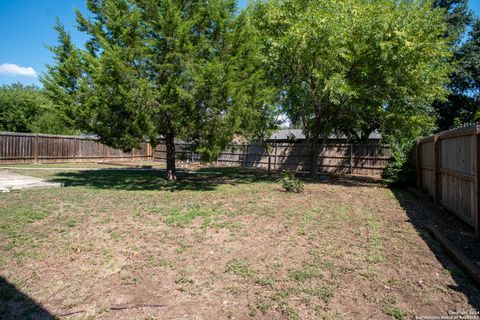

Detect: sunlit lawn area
[0, 164, 478, 319]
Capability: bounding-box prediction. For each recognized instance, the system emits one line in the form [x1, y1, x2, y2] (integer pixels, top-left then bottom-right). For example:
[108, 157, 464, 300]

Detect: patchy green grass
[226, 259, 257, 278]
[382, 294, 407, 320]
[164, 207, 221, 226]
[0, 164, 478, 319]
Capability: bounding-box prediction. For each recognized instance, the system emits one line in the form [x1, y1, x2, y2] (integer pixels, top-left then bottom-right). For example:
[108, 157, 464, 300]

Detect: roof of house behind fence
[269, 129, 382, 141]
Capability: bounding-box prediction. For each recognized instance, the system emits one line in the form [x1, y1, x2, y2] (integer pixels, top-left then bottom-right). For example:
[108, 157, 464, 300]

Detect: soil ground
[0, 164, 479, 319]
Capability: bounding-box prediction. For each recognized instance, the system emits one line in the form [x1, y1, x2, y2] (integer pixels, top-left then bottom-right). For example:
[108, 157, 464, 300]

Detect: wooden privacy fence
[155, 142, 391, 176]
[0, 132, 391, 176]
[417, 124, 480, 236]
[0, 132, 153, 164]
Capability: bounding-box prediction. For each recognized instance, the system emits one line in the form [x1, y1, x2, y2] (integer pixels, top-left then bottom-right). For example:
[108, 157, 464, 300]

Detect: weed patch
[226, 259, 256, 278]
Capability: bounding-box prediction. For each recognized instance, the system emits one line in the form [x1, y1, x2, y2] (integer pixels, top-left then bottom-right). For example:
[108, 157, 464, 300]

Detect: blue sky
[0, 0, 478, 87]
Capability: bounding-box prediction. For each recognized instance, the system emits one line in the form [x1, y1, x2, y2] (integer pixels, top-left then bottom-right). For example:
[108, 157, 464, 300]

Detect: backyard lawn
[0, 165, 479, 319]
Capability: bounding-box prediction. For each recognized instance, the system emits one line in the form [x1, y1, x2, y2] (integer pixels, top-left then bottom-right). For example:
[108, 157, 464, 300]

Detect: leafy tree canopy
[0, 83, 76, 134]
[43, 0, 276, 179]
[434, 0, 473, 43]
[432, 0, 479, 131]
[250, 0, 452, 175]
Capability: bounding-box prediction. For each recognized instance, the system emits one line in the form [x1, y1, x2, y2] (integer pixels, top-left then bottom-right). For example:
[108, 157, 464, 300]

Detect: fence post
[475, 125, 480, 237]
[34, 134, 39, 163]
[274, 143, 278, 170]
[190, 144, 194, 164]
[266, 143, 271, 172]
[73, 137, 77, 163]
[349, 143, 353, 174]
[433, 134, 441, 207]
[243, 144, 248, 168]
[416, 140, 422, 189]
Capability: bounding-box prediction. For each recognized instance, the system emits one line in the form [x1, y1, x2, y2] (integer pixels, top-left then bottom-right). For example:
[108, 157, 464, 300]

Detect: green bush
[383, 140, 417, 187]
[280, 171, 304, 193]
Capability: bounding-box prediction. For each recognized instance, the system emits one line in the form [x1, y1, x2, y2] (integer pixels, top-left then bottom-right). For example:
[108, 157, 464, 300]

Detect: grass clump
[382, 294, 407, 320]
[288, 266, 322, 281]
[278, 301, 300, 320]
[256, 277, 275, 287]
[226, 259, 256, 278]
[302, 286, 335, 302]
[280, 171, 304, 193]
[165, 207, 221, 226]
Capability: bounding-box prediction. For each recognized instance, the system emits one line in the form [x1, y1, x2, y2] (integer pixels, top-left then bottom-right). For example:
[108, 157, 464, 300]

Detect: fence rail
[0, 132, 391, 177]
[417, 124, 480, 236]
[154, 142, 391, 176]
[0, 132, 153, 164]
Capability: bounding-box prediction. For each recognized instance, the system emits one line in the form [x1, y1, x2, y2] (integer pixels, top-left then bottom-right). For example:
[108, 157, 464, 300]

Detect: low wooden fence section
[1, 132, 391, 176]
[417, 124, 480, 235]
[155, 142, 391, 176]
[0, 132, 153, 164]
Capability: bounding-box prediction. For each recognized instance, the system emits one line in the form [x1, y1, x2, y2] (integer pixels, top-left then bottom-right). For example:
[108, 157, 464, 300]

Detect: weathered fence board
[1, 132, 391, 177]
[0, 132, 152, 164]
[417, 124, 480, 236]
[154, 142, 391, 176]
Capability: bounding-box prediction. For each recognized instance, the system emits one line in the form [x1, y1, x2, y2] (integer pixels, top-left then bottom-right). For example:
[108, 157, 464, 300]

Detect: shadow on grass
[0, 276, 53, 319]
[392, 189, 480, 311]
[47, 167, 282, 192]
[47, 166, 385, 192]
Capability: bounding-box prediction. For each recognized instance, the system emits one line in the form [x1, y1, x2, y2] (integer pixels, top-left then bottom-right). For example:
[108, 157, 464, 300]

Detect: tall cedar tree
[42, 19, 84, 129]
[251, 0, 452, 176]
[43, 0, 274, 180]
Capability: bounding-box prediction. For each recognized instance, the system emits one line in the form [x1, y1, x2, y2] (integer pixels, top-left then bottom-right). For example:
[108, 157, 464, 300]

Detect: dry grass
[0, 164, 478, 319]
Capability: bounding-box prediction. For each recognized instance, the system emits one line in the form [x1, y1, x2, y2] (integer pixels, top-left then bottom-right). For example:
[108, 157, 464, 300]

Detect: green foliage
[383, 143, 416, 187]
[302, 286, 335, 303]
[0, 83, 76, 134]
[382, 294, 407, 320]
[383, 305, 407, 320]
[280, 171, 304, 193]
[251, 0, 452, 174]
[225, 258, 256, 278]
[44, 0, 275, 176]
[41, 19, 84, 130]
[383, 117, 432, 187]
[434, 0, 473, 44]
[164, 207, 221, 226]
[29, 109, 78, 135]
[432, 1, 479, 131]
[287, 266, 320, 281]
[382, 107, 436, 186]
[0, 84, 45, 132]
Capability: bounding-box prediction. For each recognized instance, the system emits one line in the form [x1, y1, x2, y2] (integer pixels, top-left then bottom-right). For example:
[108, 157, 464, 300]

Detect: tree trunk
[308, 141, 320, 178]
[165, 131, 176, 181]
[308, 136, 327, 178]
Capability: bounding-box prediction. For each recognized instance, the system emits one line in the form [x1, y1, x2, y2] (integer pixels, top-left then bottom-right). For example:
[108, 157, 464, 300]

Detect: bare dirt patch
[0, 165, 478, 319]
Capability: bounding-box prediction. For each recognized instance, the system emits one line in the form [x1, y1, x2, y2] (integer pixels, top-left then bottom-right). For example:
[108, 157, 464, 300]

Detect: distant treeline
[0, 83, 78, 135]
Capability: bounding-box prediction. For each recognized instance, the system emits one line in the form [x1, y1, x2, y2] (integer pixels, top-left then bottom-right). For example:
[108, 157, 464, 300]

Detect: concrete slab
[0, 171, 62, 192]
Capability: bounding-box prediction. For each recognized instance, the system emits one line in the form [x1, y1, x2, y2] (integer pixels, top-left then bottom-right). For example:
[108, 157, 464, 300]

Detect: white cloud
[0, 63, 37, 77]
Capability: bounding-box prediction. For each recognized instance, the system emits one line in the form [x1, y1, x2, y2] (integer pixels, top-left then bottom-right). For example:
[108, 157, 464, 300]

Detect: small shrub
[280, 171, 304, 193]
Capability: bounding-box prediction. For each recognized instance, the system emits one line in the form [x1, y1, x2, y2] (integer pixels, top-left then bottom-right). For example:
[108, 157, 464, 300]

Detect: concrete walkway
[0, 171, 62, 192]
